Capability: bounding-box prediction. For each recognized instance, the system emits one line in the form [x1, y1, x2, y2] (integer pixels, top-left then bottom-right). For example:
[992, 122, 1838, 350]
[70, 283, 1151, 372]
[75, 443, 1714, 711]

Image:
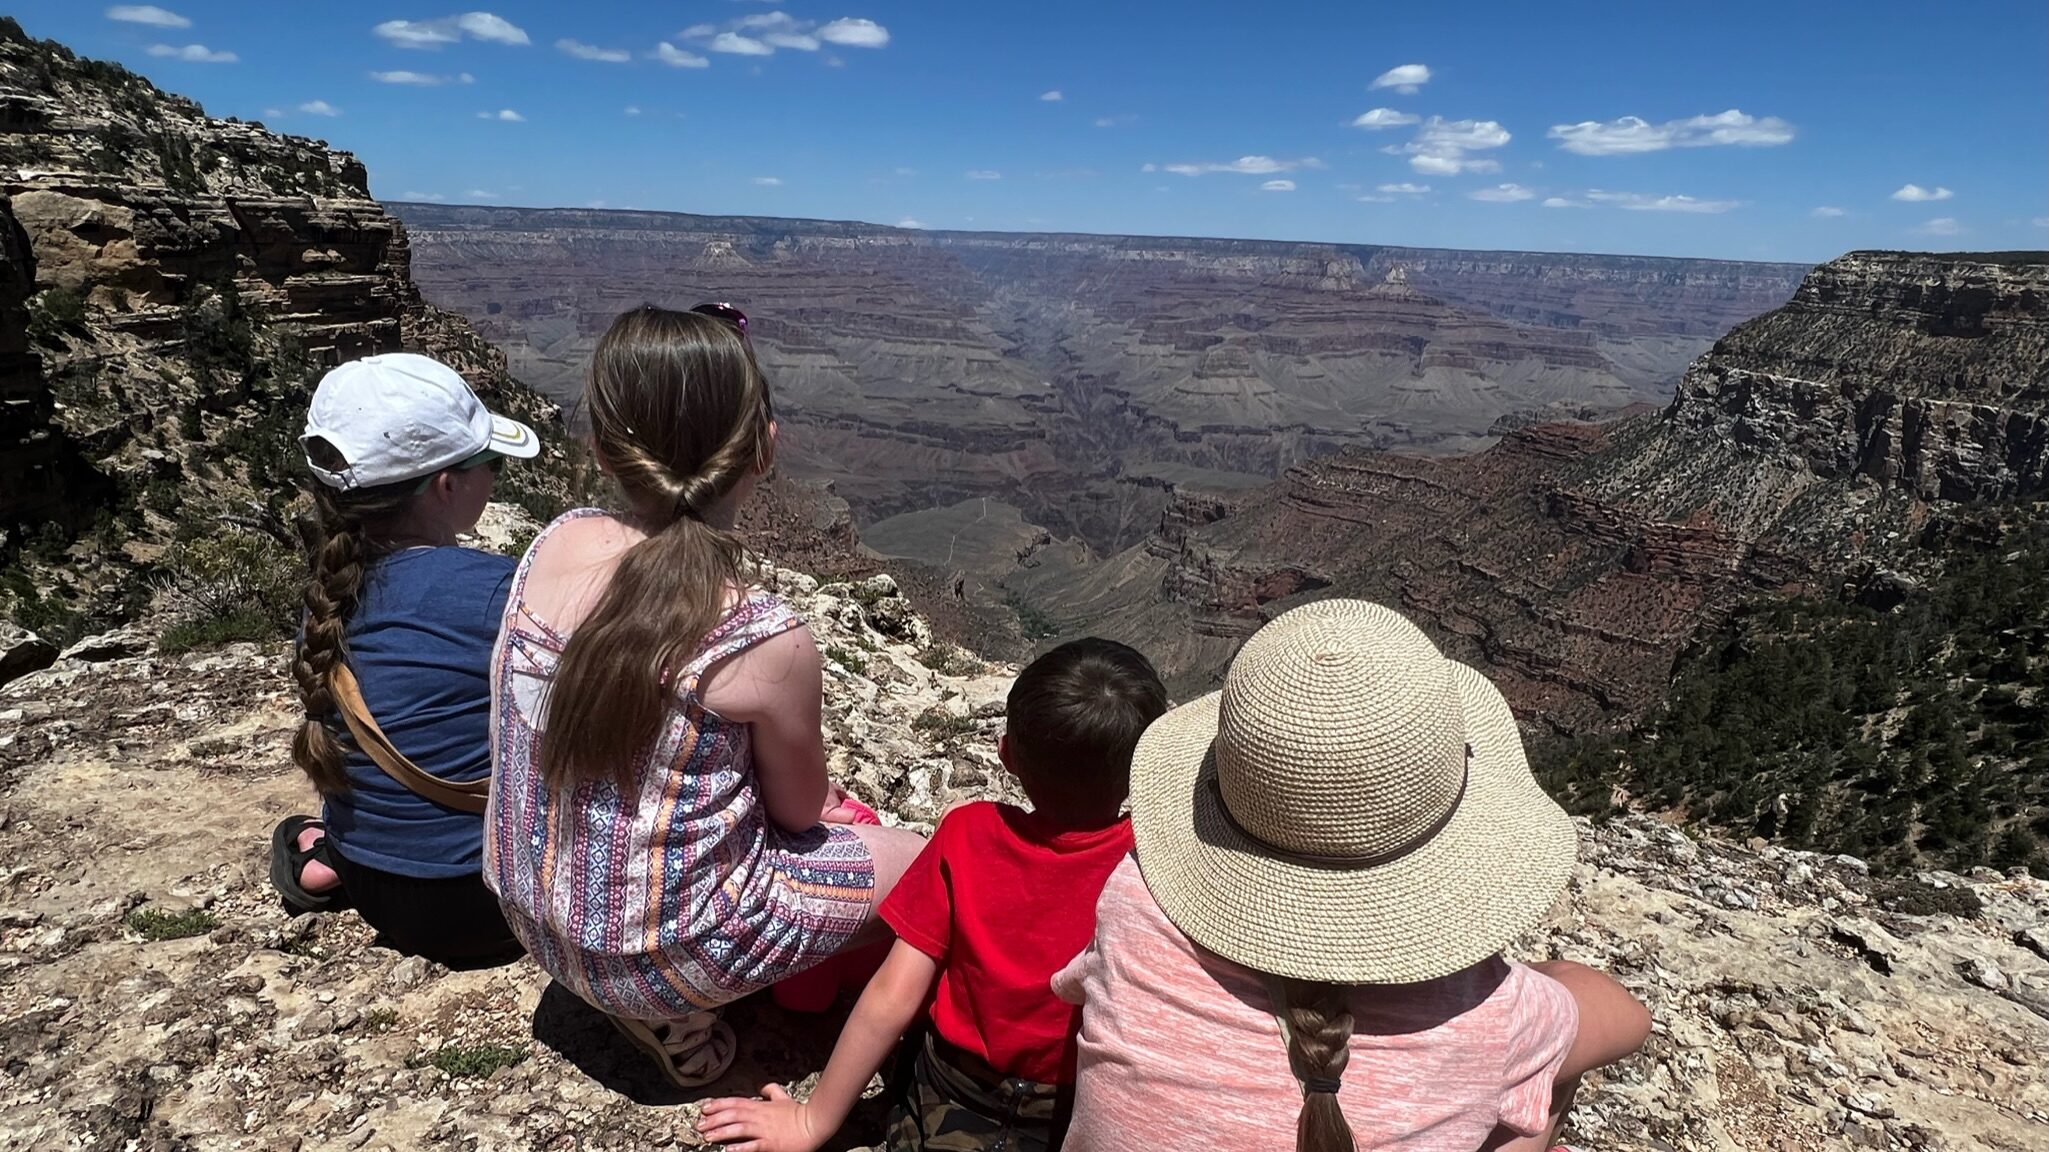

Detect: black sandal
[269, 815, 349, 914]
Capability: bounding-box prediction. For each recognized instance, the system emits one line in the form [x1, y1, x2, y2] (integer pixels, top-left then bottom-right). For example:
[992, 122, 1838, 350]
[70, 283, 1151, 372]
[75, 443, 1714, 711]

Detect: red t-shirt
[879, 800, 1134, 1085]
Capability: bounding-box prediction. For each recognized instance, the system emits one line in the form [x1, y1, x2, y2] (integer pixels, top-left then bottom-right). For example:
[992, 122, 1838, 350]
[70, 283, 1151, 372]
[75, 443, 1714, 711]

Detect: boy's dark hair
[1005, 638, 1168, 815]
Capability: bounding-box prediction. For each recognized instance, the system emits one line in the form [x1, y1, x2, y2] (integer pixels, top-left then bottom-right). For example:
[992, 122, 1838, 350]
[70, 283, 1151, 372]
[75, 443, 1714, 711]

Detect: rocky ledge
[1, 525, 2043, 1151]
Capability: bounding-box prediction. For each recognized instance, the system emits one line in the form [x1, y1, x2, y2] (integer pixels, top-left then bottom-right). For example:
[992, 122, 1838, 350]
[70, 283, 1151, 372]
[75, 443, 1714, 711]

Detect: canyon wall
[393, 203, 1806, 553]
[1018, 251, 2049, 727]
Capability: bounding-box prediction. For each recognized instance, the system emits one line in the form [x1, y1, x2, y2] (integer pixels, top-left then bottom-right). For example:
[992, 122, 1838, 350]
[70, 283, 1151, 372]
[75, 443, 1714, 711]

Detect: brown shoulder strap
[330, 664, 490, 815]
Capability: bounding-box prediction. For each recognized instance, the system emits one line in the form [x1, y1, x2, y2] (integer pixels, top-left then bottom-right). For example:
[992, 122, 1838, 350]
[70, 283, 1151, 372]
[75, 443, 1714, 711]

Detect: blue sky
[20, 2, 2049, 260]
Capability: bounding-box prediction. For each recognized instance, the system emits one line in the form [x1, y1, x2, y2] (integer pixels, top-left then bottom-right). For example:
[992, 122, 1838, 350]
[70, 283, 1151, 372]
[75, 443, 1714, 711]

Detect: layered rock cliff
[1020, 251, 2049, 728]
[1, 535, 2043, 1152]
[0, 20, 572, 649]
[392, 203, 1805, 556]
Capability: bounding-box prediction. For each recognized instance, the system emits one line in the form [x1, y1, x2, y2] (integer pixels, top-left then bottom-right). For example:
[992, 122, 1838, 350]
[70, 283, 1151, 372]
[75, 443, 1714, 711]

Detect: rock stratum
[0, 20, 575, 652]
[392, 203, 1806, 555]
[1020, 251, 2049, 726]
[1, 547, 2045, 1152]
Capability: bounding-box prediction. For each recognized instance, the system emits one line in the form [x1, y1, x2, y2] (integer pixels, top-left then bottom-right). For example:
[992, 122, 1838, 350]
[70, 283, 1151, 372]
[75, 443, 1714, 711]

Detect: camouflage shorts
[885, 1033, 1063, 1152]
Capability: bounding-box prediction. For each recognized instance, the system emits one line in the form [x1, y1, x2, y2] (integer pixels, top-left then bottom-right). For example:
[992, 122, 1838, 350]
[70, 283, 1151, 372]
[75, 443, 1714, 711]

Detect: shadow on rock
[531, 978, 889, 1135]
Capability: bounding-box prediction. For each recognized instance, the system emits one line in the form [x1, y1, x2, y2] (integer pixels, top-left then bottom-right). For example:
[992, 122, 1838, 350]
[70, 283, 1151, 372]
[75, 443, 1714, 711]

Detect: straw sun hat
[1130, 598, 1577, 985]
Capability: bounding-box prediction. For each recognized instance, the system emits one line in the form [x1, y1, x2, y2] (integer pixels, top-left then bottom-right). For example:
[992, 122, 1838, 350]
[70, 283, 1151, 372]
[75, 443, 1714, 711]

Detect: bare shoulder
[699, 619, 820, 720]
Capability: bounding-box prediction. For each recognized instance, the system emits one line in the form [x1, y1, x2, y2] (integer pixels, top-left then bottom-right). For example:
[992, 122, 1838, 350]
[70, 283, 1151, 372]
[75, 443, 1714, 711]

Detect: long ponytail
[1281, 978, 1357, 1152]
[289, 448, 413, 795]
[537, 306, 774, 790]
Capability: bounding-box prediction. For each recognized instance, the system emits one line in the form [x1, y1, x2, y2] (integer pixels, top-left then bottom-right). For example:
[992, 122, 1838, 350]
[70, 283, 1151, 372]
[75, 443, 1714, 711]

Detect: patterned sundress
[484, 508, 876, 1018]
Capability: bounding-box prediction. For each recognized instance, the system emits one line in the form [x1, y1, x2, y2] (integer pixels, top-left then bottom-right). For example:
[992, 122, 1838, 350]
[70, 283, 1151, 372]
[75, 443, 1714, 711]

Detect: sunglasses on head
[690, 302, 749, 337]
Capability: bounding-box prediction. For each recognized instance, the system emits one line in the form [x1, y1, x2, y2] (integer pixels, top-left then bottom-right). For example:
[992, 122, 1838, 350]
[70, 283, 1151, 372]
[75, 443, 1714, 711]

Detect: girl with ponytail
[1052, 600, 1652, 1151]
[272, 352, 540, 968]
[484, 304, 927, 1088]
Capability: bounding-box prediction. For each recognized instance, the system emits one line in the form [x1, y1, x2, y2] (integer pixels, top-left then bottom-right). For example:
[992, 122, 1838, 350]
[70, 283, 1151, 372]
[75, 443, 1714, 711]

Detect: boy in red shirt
[699, 638, 1168, 1152]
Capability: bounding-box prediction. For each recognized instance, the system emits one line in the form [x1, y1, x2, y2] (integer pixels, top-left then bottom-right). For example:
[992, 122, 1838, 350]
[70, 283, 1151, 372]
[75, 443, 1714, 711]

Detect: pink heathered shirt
[1052, 857, 1578, 1152]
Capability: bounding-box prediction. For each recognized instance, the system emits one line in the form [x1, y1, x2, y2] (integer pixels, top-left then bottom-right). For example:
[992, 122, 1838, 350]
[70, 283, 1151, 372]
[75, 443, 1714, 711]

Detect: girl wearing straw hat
[1053, 599, 1651, 1152]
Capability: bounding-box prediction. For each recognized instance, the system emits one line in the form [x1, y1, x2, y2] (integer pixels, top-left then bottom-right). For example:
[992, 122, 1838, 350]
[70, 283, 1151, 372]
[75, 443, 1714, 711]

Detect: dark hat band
[1209, 744, 1471, 870]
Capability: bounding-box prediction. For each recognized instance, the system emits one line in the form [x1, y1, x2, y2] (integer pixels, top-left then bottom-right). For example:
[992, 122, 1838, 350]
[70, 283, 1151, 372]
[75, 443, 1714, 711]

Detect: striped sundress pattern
[484, 508, 875, 1018]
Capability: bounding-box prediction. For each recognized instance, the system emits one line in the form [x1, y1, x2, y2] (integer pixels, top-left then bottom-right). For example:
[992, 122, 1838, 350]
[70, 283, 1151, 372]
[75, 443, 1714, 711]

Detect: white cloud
[1469, 183, 1535, 202]
[711, 32, 774, 55]
[298, 99, 340, 116]
[477, 108, 524, 121]
[370, 69, 469, 85]
[1039, 89, 1063, 102]
[1378, 182, 1430, 195]
[2034, 217, 2049, 229]
[753, 176, 782, 186]
[1369, 63, 1431, 94]
[1811, 206, 1846, 218]
[1585, 189, 1740, 213]
[557, 38, 630, 62]
[1547, 109, 1795, 156]
[1351, 107, 1419, 130]
[1542, 197, 1590, 209]
[817, 18, 889, 47]
[1355, 194, 1395, 203]
[1160, 154, 1316, 177]
[465, 189, 496, 200]
[1387, 116, 1510, 175]
[1913, 216, 1962, 237]
[679, 11, 843, 56]
[107, 6, 189, 28]
[1261, 179, 1296, 192]
[623, 105, 642, 116]
[146, 43, 237, 62]
[897, 217, 925, 229]
[455, 13, 527, 44]
[1891, 183, 1953, 202]
[374, 12, 529, 50]
[966, 170, 1002, 180]
[655, 42, 709, 68]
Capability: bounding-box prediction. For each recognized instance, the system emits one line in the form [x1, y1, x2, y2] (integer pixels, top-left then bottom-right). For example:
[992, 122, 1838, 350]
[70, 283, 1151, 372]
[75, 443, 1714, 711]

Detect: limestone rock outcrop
[0, 540, 2042, 1151]
[0, 19, 572, 639]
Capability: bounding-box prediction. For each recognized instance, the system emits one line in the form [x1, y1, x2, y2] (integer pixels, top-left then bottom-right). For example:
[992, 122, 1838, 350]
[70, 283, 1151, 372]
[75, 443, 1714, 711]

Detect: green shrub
[154, 528, 301, 650]
[126, 905, 218, 941]
[824, 643, 870, 674]
[912, 708, 978, 741]
[422, 1043, 527, 1079]
[159, 608, 279, 654]
[357, 1008, 399, 1034]
[25, 286, 87, 346]
[1003, 589, 1059, 641]
[915, 645, 977, 676]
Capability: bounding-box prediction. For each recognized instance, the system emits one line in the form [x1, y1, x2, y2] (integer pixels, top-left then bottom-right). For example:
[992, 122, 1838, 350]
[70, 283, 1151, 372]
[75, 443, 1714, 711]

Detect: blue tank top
[319, 545, 514, 879]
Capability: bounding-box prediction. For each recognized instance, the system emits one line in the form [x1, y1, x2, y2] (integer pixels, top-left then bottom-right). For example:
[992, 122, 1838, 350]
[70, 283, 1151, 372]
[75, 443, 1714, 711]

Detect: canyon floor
[3, 545, 2045, 1152]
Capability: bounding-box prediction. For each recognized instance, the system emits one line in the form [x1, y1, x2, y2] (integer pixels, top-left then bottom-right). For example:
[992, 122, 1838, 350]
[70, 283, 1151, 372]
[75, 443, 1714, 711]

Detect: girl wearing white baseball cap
[270, 351, 539, 968]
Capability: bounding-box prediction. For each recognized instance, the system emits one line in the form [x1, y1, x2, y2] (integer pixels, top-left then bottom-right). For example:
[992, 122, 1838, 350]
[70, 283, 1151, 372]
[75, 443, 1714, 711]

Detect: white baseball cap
[300, 353, 540, 491]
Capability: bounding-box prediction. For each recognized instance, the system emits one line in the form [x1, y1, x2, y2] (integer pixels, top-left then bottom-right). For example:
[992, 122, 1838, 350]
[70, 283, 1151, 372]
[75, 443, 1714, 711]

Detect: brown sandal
[606, 1009, 737, 1088]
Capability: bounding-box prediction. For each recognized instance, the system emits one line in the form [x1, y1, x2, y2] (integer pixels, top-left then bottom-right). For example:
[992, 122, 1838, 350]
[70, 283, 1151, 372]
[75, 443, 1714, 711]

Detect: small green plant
[126, 905, 219, 941]
[422, 1043, 527, 1079]
[25, 286, 87, 346]
[915, 645, 977, 677]
[1003, 589, 1059, 642]
[912, 708, 978, 741]
[824, 643, 870, 674]
[357, 1008, 399, 1034]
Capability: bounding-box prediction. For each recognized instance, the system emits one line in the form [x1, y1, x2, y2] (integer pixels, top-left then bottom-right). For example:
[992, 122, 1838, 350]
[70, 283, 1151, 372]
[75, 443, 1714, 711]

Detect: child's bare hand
[697, 1084, 825, 1152]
